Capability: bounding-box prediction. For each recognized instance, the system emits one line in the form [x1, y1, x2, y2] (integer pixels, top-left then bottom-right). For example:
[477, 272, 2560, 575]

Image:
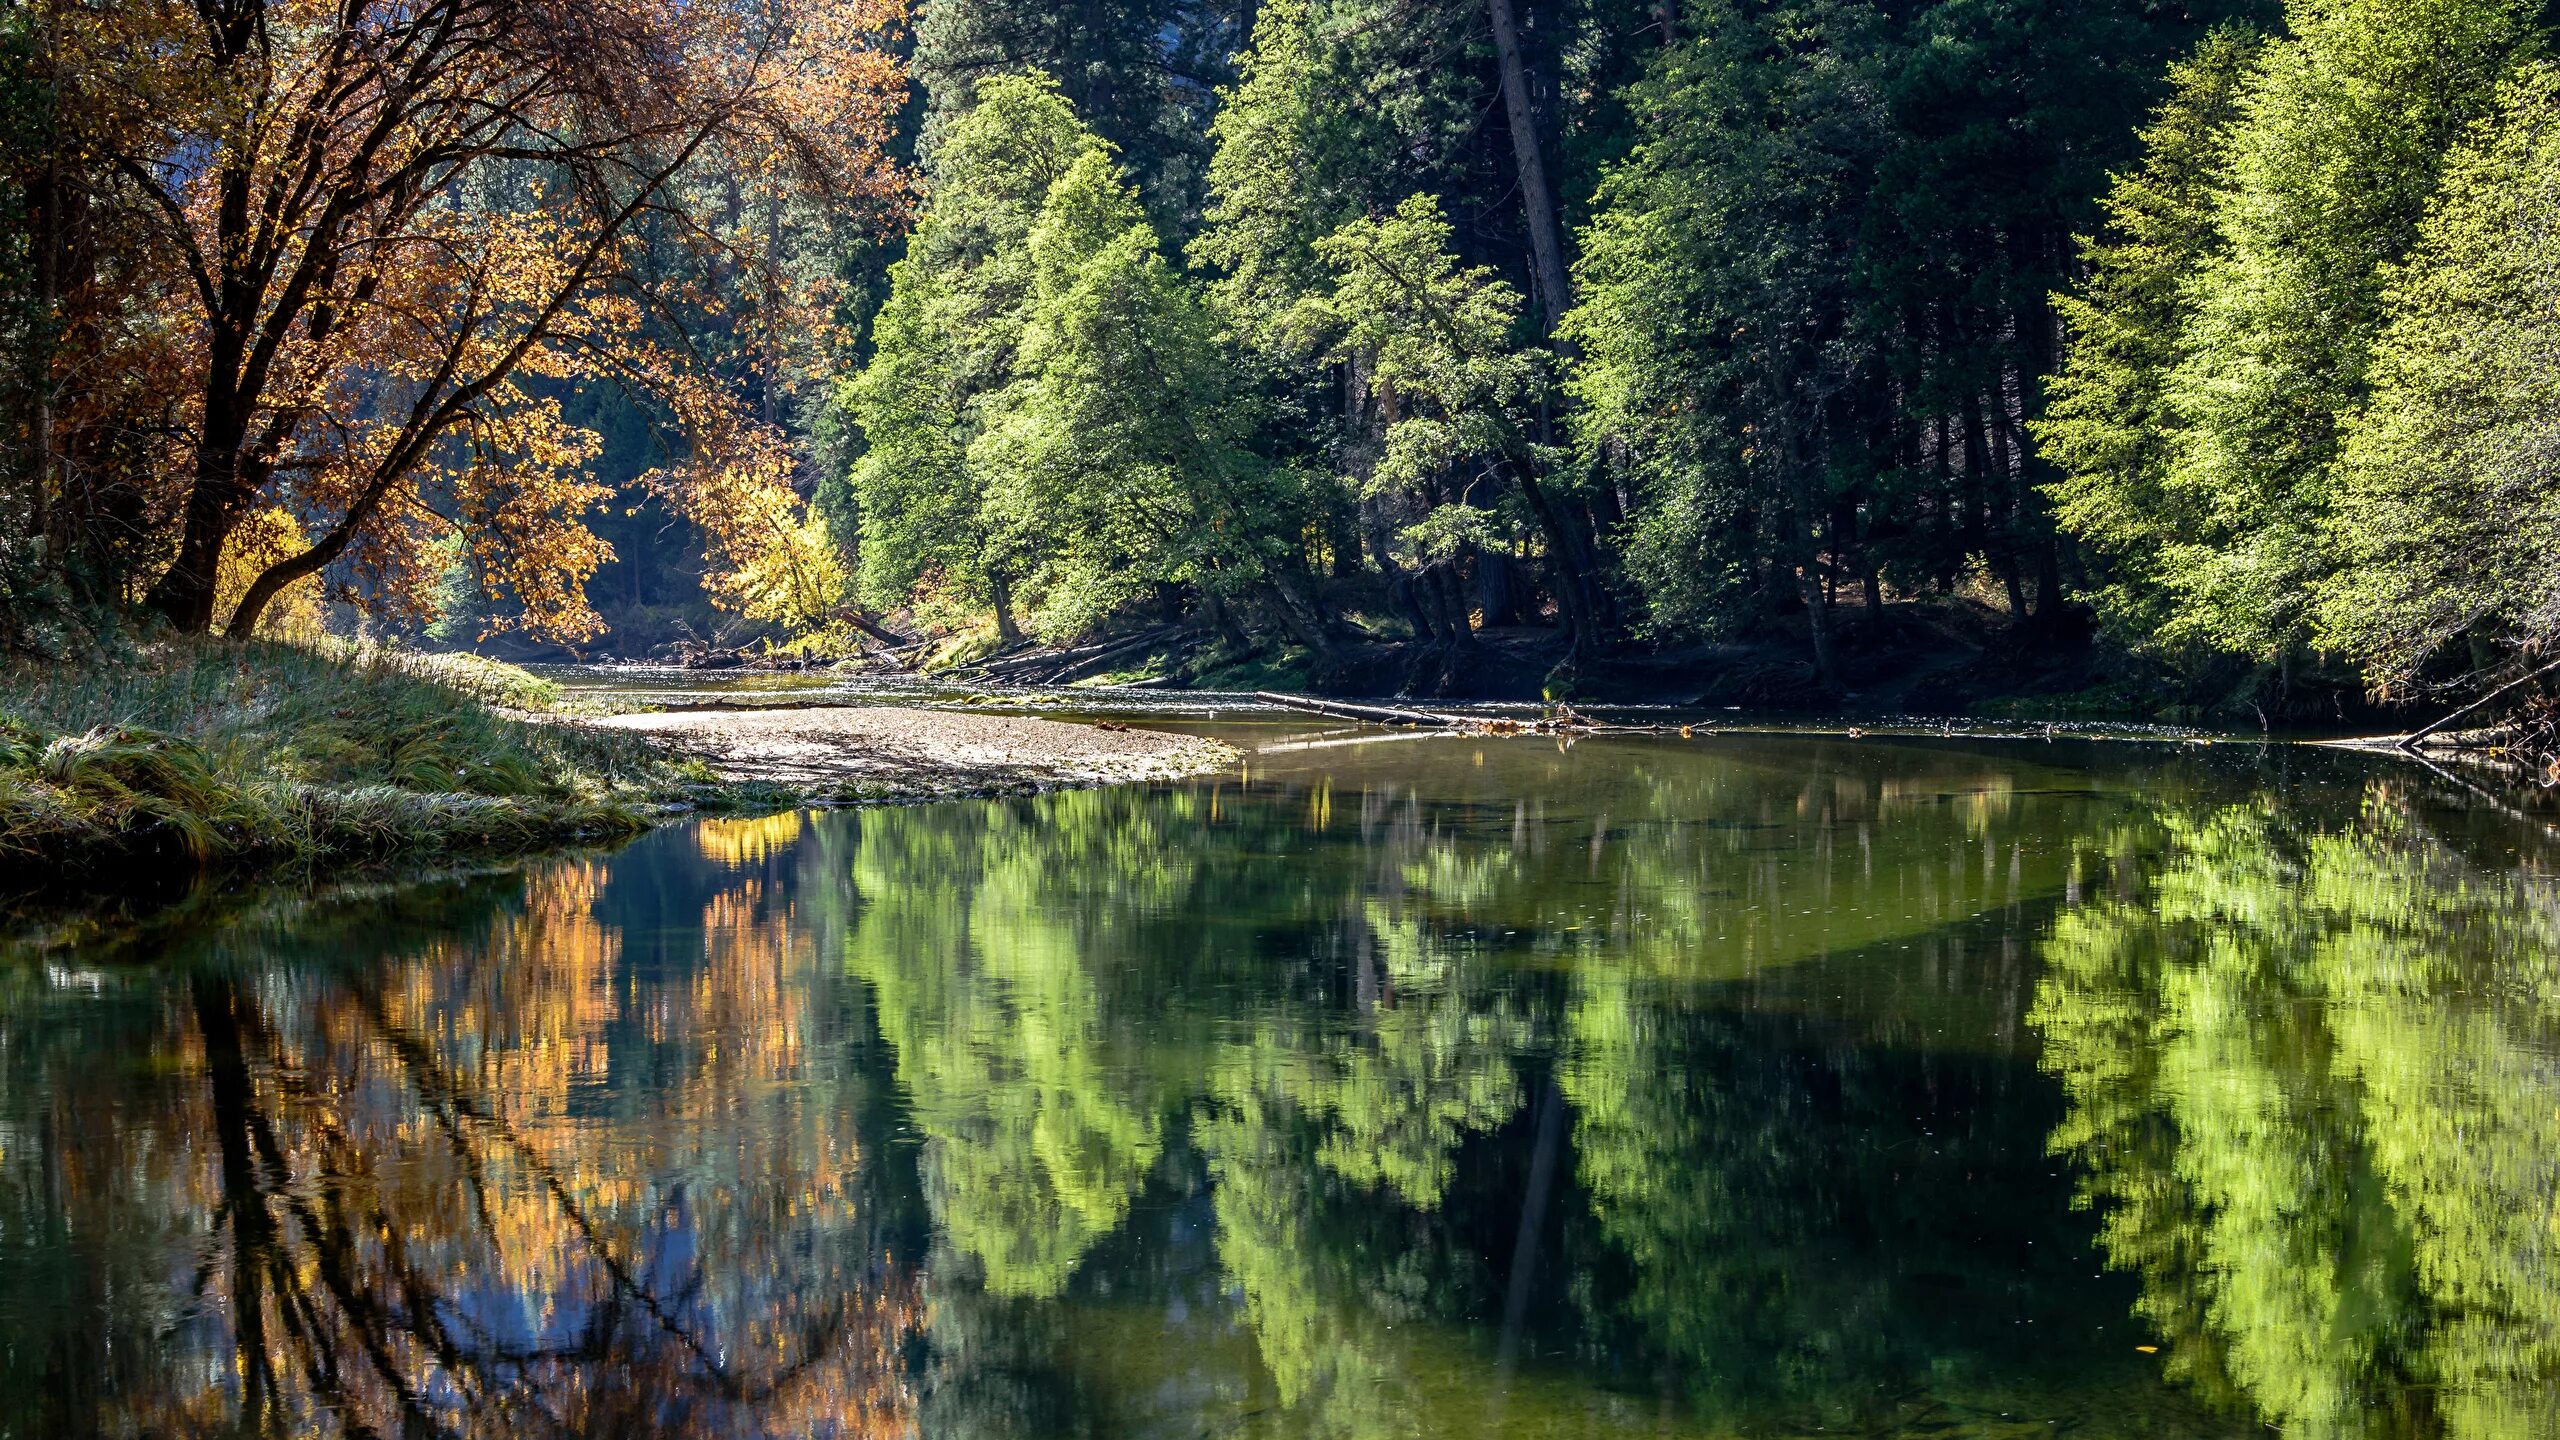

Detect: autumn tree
[71, 0, 906, 639]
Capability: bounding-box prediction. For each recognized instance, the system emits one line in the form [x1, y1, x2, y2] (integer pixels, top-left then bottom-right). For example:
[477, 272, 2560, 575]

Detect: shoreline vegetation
[7, 0, 2560, 806]
[0, 639, 1235, 885]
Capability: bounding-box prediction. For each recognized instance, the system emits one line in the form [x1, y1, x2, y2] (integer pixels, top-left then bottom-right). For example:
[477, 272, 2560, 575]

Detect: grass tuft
[0, 638, 721, 880]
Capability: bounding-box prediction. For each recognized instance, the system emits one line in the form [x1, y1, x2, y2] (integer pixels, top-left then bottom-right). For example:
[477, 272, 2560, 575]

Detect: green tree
[2143, 0, 2537, 659]
[2318, 66, 2560, 689]
[1316, 196, 1603, 661]
[972, 148, 1324, 642]
[2037, 29, 2264, 646]
[844, 73, 1110, 639]
[1566, 1, 1895, 683]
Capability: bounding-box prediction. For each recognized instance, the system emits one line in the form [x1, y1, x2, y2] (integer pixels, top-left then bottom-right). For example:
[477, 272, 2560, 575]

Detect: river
[2, 698, 2555, 1437]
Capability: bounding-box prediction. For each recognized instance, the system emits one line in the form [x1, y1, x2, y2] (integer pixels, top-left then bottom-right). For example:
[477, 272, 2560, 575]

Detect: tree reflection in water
[0, 859, 917, 1439]
[2036, 788, 2560, 1439]
[6, 737, 2557, 1438]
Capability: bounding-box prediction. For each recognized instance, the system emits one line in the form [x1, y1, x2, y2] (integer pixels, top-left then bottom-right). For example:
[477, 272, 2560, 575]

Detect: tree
[2037, 27, 2264, 643]
[846, 72, 1108, 640]
[973, 148, 1319, 642]
[853, 72, 1319, 646]
[67, 0, 906, 639]
[1315, 196, 1600, 661]
[2143, 0, 2537, 659]
[1566, 0, 1895, 684]
[1569, 0, 2251, 682]
[2318, 66, 2560, 691]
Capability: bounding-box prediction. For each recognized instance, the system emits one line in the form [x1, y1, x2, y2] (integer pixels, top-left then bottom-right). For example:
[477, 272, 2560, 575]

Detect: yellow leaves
[214, 507, 326, 640]
[631, 362, 851, 634]
[696, 810, 808, 868]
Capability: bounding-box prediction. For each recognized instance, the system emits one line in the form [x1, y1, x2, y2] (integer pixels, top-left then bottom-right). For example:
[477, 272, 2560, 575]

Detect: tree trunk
[990, 573, 1024, 644]
[25, 158, 57, 549]
[150, 425, 253, 634]
[1510, 461, 1604, 658]
[2031, 535, 2066, 621]
[1474, 544, 1513, 627]
[1263, 573, 1340, 662]
[1485, 1, 1614, 659]
[1486, 0, 1573, 341]
[1798, 563, 1840, 691]
[844, 610, 915, 649]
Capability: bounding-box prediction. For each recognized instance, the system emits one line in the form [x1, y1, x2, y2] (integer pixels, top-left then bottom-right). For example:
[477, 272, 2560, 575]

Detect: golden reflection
[5, 845, 920, 1439]
[695, 809, 809, 868]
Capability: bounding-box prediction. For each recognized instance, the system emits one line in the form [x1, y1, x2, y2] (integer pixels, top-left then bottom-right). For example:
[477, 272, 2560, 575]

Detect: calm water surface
[4, 726, 2557, 1437]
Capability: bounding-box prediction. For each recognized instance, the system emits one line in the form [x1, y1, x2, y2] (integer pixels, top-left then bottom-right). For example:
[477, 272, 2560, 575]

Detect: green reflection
[7, 732, 2553, 1439]
[2036, 795, 2560, 1438]
[840, 790, 1185, 1295]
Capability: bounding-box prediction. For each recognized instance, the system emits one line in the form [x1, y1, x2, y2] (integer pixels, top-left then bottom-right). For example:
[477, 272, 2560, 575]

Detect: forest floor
[586, 706, 1235, 800]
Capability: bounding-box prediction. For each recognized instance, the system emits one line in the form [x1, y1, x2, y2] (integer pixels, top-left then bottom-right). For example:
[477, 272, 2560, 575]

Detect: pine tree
[2037, 28, 2263, 642]
[845, 73, 1112, 639]
[973, 149, 1315, 640]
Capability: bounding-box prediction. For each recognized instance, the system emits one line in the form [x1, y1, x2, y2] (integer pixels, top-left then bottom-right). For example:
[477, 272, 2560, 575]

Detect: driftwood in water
[1254, 692, 1465, 726]
[1253, 691, 1695, 738]
[2397, 656, 2560, 751]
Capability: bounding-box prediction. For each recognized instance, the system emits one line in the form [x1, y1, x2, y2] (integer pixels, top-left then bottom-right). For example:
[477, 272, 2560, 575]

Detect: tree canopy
[7, 0, 2559, 724]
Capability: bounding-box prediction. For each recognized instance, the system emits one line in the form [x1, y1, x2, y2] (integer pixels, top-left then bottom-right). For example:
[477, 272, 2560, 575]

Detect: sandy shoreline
[588, 705, 1237, 801]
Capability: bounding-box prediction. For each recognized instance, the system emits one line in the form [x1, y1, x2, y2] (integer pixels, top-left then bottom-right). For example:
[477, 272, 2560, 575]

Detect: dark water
[4, 727, 2557, 1438]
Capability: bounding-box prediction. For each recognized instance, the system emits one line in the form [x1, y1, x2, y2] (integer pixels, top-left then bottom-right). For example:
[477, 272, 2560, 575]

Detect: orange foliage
[39, 0, 911, 638]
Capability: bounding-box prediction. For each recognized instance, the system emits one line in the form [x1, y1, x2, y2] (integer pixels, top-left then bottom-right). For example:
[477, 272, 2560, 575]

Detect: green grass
[0, 638, 720, 877]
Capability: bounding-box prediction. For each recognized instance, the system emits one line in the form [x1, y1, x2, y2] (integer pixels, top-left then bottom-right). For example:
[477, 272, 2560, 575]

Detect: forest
[2, 0, 2556, 730]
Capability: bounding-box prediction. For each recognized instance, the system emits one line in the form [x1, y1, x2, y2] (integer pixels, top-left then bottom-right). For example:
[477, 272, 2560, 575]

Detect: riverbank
[0, 640, 690, 877]
[0, 640, 1233, 883]
[587, 706, 1235, 800]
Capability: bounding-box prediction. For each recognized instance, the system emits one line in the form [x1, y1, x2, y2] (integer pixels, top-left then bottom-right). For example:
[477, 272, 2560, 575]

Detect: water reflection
[1, 733, 2553, 1437]
[0, 865, 917, 1439]
[2035, 789, 2560, 1438]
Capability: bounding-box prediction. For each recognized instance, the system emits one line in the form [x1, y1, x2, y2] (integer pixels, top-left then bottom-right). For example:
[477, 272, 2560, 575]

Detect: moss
[0, 639, 712, 878]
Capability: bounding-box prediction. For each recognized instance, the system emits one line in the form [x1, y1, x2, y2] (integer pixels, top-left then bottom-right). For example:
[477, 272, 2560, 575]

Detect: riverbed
[2, 700, 2554, 1437]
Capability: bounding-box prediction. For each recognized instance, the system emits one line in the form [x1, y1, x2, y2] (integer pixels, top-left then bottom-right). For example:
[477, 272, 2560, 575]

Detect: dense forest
[2, 0, 2556, 727]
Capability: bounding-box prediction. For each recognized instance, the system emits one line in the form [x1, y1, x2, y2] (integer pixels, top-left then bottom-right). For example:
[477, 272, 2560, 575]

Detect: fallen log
[956, 638, 1042, 672]
[844, 610, 920, 650]
[2397, 656, 2560, 751]
[1048, 628, 1196, 684]
[970, 627, 1172, 678]
[1253, 692, 1467, 727]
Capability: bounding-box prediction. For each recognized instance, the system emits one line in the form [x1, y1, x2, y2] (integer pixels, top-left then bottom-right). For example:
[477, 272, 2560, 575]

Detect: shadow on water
[0, 729, 2554, 1437]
